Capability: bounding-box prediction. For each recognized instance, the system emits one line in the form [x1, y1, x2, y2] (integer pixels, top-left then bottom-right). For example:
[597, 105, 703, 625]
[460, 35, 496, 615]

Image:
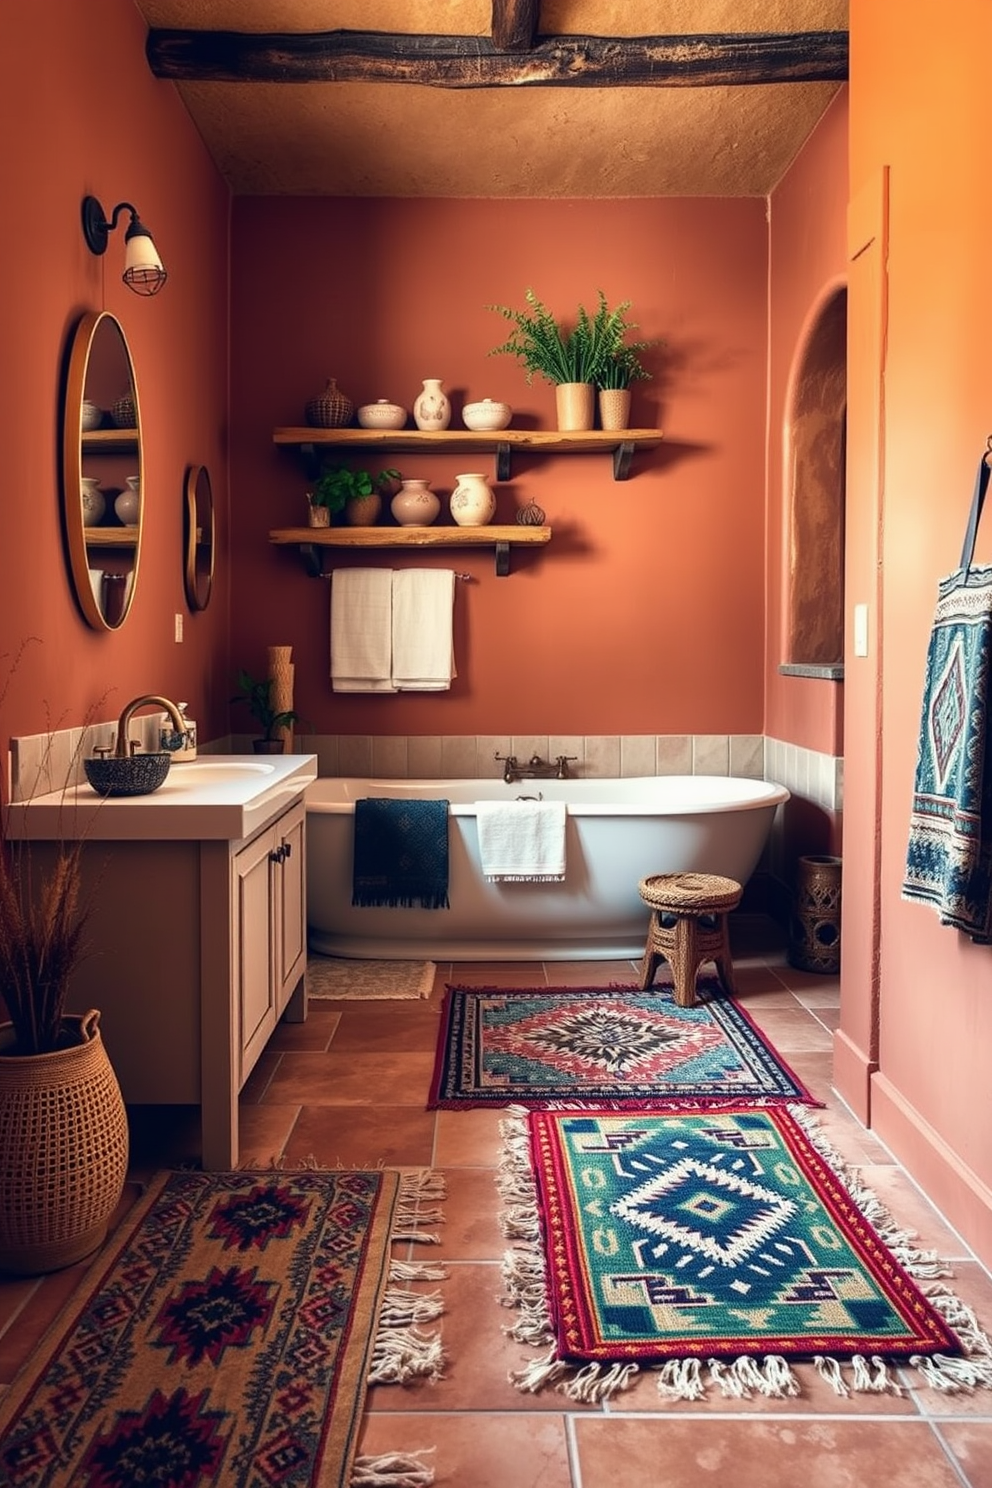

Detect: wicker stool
[637, 872, 743, 1006]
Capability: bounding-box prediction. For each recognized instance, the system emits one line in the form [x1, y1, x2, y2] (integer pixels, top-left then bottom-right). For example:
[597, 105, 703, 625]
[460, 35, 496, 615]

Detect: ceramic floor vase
[0, 1010, 128, 1274]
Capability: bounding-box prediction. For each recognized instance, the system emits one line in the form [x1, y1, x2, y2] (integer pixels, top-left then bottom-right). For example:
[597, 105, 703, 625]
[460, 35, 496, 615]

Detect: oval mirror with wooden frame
[62, 311, 143, 630]
[183, 464, 215, 611]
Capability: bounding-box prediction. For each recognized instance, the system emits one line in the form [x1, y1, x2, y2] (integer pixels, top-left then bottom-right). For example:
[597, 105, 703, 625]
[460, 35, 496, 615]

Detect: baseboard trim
[871, 1071, 992, 1269]
[832, 1027, 876, 1125]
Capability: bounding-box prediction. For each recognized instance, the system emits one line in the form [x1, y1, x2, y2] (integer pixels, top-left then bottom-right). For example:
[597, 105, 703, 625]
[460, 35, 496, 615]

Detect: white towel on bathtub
[475, 799, 567, 882]
[330, 569, 397, 692]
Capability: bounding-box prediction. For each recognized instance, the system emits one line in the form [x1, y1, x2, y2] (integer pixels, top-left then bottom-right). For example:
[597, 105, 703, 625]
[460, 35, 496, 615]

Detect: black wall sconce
[81, 196, 167, 297]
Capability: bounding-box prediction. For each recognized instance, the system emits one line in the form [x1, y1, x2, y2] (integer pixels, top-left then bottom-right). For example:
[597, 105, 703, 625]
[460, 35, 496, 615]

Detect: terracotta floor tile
[266, 1010, 340, 1051]
[611, 1357, 920, 1417]
[731, 967, 799, 1001]
[902, 1260, 992, 1417]
[357, 1411, 574, 1488]
[434, 1107, 507, 1167]
[856, 1162, 973, 1258]
[573, 1417, 965, 1488]
[791, 983, 842, 1008]
[446, 964, 550, 986]
[261, 1050, 436, 1105]
[366, 1261, 576, 1415]
[235, 1102, 300, 1165]
[431, 1167, 505, 1260]
[939, 1421, 992, 1488]
[736, 1007, 835, 1051]
[282, 1105, 437, 1169]
[546, 960, 641, 986]
[325, 1002, 442, 1054]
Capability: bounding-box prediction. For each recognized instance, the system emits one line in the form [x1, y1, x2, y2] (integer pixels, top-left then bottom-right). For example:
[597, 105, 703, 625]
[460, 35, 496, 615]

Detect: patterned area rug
[427, 983, 819, 1108]
[0, 1168, 446, 1487]
[308, 955, 437, 1000]
[497, 1105, 992, 1402]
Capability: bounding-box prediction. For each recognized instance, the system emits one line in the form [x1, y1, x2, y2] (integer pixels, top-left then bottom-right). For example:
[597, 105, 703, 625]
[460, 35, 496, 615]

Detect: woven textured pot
[598, 387, 632, 431]
[344, 492, 382, 526]
[305, 378, 354, 429]
[0, 1010, 128, 1274]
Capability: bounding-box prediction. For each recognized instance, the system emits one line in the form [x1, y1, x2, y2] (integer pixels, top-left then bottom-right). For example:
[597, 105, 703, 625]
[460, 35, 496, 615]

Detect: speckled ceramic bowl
[462, 399, 512, 431]
[357, 399, 408, 430]
[84, 753, 172, 797]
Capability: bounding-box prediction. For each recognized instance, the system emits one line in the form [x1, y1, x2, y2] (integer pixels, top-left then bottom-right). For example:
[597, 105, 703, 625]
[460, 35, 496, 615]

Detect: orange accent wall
[230, 196, 769, 736]
[0, 0, 230, 746]
[841, 0, 992, 1259]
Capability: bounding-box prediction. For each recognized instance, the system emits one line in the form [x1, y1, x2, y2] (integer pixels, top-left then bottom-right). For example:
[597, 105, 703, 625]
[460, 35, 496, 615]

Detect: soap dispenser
[161, 702, 197, 760]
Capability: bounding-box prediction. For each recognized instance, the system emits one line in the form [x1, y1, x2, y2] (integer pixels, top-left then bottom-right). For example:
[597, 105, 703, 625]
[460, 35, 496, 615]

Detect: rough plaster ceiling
[132, 0, 847, 196]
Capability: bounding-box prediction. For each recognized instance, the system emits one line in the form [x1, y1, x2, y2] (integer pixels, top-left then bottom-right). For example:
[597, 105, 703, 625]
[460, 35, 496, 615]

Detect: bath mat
[497, 1104, 992, 1402]
[0, 1167, 447, 1488]
[427, 982, 820, 1109]
[308, 954, 437, 1000]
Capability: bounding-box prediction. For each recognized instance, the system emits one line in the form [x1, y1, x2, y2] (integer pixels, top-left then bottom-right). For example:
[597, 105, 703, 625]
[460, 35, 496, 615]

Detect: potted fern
[487, 288, 651, 431]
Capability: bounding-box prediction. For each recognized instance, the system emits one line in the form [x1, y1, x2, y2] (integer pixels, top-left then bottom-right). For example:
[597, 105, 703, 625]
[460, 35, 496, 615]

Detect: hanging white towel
[475, 799, 567, 882]
[391, 569, 457, 691]
[330, 569, 397, 692]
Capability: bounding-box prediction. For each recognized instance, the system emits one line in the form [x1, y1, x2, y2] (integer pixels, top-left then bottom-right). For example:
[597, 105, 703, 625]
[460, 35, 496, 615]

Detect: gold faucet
[114, 695, 187, 758]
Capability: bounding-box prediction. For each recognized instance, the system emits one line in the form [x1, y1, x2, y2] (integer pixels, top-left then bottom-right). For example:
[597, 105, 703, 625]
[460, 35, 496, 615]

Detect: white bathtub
[305, 775, 789, 961]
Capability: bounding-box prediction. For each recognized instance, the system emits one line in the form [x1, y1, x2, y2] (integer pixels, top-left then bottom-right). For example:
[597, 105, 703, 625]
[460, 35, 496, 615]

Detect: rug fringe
[367, 1172, 448, 1388]
[496, 1106, 992, 1401]
[351, 1449, 436, 1485]
[392, 1170, 446, 1243]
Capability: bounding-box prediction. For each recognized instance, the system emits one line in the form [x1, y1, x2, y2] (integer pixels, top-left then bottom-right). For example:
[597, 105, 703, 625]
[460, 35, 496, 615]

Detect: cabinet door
[274, 801, 307, 1014]
[234, 823, 278, 1080]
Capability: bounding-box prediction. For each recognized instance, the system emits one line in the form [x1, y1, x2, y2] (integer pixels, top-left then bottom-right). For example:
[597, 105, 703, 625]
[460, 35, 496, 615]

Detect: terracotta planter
[0, 1010, 128, 1274]
[344, 492, 382, 527]
[598, 387, 632, 431]
[555, 382, 595, 431]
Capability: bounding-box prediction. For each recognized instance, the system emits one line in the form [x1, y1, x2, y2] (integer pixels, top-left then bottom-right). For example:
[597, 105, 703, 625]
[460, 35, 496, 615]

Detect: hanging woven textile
[903, 445, 992, 940]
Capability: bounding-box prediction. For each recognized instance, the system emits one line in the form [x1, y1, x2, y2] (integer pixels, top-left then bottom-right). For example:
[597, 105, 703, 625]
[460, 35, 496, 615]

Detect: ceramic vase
[114, 476, 140, 525]
[598, 387, 632, 432]
[555, 382, 595, 431]
[391, 479, 440, 526]
[413, 378, 451, 431]
[81, 478, 105, 525]
[450, 471, 496, 527]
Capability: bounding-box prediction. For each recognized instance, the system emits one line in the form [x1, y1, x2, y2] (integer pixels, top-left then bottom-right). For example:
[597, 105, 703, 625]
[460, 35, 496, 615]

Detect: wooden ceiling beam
[145, 29, 848, 88]
[491, 0, 539, 53]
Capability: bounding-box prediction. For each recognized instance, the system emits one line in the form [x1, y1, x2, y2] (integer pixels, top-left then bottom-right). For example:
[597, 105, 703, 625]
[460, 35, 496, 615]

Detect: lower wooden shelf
[269, 524, 551, 577]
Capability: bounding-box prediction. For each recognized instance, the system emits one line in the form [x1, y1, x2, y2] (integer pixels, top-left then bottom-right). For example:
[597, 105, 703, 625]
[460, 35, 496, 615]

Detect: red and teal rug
[497, 1104, 992, 1401]
[428, 983, 820, 1109]
[0, 1168, 445, 1487]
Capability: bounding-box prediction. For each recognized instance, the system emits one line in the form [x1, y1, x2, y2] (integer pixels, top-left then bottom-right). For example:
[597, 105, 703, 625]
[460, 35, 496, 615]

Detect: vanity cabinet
[38, 793, 309, 1170]
[233, 801, 306, 1083]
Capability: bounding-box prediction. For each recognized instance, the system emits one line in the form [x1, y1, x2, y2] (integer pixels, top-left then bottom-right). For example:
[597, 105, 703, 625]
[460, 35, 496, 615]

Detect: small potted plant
[486, 288, 651, 431]
[596, 329, 657, 432]
[231, 669, 299, 754]
[307, 464, 402, 528]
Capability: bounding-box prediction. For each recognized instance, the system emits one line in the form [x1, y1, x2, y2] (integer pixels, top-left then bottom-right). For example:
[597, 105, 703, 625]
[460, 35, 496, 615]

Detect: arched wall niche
[783, 284, 848, 668]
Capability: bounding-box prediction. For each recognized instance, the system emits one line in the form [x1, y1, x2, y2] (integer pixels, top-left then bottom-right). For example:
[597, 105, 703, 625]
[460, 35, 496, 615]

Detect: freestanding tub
[306, 775, 789, 961]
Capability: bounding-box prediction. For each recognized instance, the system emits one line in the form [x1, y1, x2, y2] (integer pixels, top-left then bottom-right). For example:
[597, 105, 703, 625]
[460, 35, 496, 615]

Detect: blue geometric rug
[497, 1105, 992, 1402]
[428, 982, 820, 1109]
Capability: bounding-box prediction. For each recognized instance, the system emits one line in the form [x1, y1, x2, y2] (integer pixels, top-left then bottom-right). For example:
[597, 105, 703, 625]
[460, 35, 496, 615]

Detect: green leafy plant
[231, 669, 299, 742]
[486, 288, 656, 388]
[309, 464, 402, 514]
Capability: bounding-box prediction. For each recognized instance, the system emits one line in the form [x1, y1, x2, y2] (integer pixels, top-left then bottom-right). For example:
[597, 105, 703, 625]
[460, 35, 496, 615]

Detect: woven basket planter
[0, 1010, 129, 1274]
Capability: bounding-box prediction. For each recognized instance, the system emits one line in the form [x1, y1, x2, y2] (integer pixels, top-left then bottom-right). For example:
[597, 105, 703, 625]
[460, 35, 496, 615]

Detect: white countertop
[6, 754, 318, 842]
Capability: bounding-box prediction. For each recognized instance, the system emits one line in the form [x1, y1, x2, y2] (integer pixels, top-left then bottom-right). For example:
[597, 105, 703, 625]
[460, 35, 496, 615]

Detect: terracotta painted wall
[0, 0, 230, 756]
[766, 89, 848, 761]
[843, 0, 992, 1261]
[229, 197, 769, 737]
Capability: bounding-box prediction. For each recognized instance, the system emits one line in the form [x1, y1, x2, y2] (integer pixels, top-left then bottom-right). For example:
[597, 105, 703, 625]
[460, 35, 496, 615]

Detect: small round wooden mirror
[62, 311, 143, 630]
[183, 464, 215, 611]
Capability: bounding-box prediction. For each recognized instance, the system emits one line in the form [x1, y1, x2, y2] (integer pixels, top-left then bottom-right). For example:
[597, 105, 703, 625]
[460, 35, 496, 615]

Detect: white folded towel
[391, 569, 457, 691]
[330, 569, 397, 692]
[475, 799, 567, 882]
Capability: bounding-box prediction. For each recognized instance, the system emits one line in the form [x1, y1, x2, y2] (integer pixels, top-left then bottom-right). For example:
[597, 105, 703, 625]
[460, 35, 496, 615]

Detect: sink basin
[84, 753, 172, 797]
[170, 761, 276, 784]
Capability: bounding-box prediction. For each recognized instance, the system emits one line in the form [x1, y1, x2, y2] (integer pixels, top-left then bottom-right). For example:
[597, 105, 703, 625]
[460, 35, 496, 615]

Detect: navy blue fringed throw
[352, 797, 450, 909]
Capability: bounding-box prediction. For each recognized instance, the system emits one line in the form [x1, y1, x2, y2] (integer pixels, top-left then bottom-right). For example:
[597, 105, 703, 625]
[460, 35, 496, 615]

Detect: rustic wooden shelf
[84, 526, 139, 548]
[269, 523, 551, 577]
[272, 426, 662, 481]
[82, 428, 139, 454]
